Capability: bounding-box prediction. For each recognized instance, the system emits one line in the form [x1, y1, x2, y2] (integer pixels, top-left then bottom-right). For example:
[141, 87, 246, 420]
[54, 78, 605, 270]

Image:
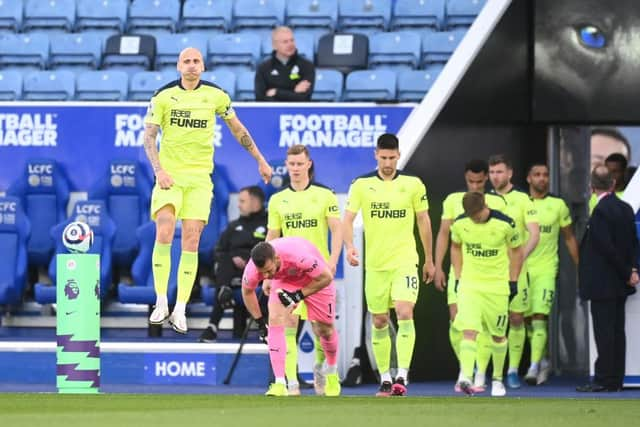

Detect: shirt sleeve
[144, 93, 163, 126]
[559, 200, 572, 227]
[241, 261, 260, 290]
[325, 191, 340, 219]
[345, 180, 361, 213]
[450, 222, 461, 244]
[267, 197, 281, 231]
[524, 198, 539, 225]
[507, 223, 522, 248]
[413, 179, 429, 213]
[215, 90, 236, 120]
[441, 195, 453, 220]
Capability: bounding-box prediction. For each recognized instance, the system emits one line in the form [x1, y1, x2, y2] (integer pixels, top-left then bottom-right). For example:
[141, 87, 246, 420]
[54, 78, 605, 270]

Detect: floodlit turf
[0, 394, 638, 427]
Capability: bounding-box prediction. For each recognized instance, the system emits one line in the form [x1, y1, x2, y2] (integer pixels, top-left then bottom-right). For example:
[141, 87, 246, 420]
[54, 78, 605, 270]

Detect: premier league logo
[64, 279, 80, 300]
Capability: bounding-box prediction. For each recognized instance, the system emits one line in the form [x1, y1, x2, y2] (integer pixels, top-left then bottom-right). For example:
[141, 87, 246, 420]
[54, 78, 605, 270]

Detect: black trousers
[590, 296, 627, 389]
[209, 255, 247, 337]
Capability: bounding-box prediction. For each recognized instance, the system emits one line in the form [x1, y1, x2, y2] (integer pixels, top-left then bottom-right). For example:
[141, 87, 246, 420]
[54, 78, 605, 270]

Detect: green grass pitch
[1, 394, 638, 427]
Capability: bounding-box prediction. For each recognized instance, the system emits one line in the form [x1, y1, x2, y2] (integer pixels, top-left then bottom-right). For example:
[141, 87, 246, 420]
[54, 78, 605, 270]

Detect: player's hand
[434, 268, 446, 292]
[422, 260, 435, 284]
[294, 80, 311, 93]
[258, 160, 273, 184]
[346, 247, 359, 267]
[277, 289, 304, 309]
[256, 317, 268, 344]
[155, 169, 174, 190]
[266, 88, 277, 97]
[232, 256, 246, 269]
[262, 279, 272, 296]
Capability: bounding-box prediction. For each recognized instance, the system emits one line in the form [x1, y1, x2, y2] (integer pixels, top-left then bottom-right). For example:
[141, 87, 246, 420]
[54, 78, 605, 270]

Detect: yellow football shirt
[268, 183, 340, 261]
[346, 171, 428, 271]
[144, 80, 235, 176]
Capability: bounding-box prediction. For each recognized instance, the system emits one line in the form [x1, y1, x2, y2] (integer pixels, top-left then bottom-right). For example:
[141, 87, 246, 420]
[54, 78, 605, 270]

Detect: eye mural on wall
[533, 0, 640, 123]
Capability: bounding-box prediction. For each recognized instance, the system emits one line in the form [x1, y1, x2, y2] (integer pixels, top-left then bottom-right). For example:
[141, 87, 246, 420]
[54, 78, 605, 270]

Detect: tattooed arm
[225, 116, 272, 183]
[144, 123, 173, 189]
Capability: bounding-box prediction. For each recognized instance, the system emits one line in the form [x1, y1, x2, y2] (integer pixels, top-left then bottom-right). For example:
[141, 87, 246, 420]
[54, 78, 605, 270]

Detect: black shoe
[198, 326, 217, 343]
[342, 363, 363, 387]
[376, 381, 393, 397]
[576, 383, 622, 392]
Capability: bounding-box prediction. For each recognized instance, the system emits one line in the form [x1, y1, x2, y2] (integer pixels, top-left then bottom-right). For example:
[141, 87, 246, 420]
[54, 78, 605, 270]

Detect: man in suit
[577, 165, 640, 392]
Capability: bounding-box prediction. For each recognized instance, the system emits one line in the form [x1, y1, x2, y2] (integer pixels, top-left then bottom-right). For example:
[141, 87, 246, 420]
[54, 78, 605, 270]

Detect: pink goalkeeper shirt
[242, 236, 331, 292]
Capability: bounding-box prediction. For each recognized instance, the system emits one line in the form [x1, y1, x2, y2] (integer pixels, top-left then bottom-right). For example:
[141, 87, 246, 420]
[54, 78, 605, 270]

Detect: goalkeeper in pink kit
[241, 237, 340, 396]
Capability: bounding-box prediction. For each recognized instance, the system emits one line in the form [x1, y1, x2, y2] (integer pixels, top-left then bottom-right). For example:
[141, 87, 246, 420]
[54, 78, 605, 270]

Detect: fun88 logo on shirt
[114, 114, 222, 148]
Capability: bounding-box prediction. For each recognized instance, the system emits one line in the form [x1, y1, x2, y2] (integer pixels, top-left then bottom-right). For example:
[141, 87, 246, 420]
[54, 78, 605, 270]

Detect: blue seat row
[0, 0, 484, 35]
[3, 159, 233, 306]
[0, 29, 465, 74]
[0, 65, 443, 102]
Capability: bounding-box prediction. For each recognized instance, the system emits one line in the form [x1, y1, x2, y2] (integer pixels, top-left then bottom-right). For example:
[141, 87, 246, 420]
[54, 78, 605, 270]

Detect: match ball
[62, 221, 94, 253]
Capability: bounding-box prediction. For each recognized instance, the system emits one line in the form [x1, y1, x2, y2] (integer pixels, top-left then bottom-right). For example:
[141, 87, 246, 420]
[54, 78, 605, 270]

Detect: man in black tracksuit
[254, 26, 315, 101]
[199, 186, 267, 342]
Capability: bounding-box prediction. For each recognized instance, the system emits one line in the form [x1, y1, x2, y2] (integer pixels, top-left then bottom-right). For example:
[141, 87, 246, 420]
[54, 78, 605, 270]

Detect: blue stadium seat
[181, 0, 232, 34]
[0, 70, 22, 100]
[0, 33, 49, 71]
[312, 68, 343, 101]
[207, 33, 261, 73]
[0, 197, 30, 305]
[23, 71, 72, 99]
[446, 0, 486, 29]
[129, 70, 177, 101]
[286, 0, 338, 34]
[127, 0, 181, 35]
[236, 70, 256, 101]
[391, 0, 445, 31]
[338, 0, 391, 35]
[343, 69, 396, 101]
[88, 160, 152, 269]
[102, 34, 156, 75]
[201, 70, 236, 100]
[369, 31, 421, 71]
[34, 200, 116, 304]
[23, 0, 75, 33]
[260, 31, 314, 63]
[76, 70, 129, 101]
[117, 221, 178, 305]
[397, 65, 443, 102]
[49, 33, 103, 71]
[23, 70, 75, 101]
[421, 30, 463, 65]
[0, 0, 23, 32]
[155, 33, 208, 71]
[232, 0, 286, 33]
[76, 0, 128, 34]
[6, 159, 70, 268]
